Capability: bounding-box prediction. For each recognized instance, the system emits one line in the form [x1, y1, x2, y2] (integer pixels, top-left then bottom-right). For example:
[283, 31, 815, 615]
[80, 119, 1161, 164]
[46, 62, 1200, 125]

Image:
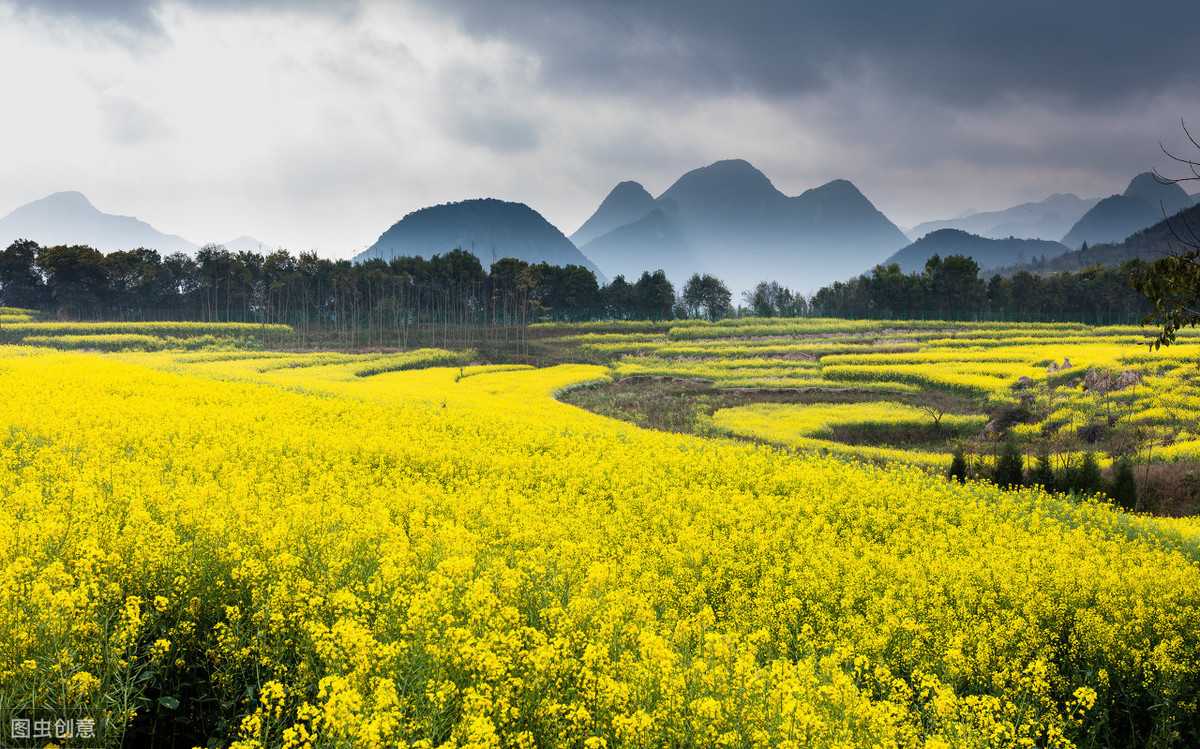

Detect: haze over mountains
[0, 192, 198, 253]
[573, 159, 911, 293]
[1060, 173, 1194, 249]
[905, 193, 1101, 243]
[991, 202, 1200, 276]
[880, 173, 1200, 277]
[4, 167, 1199, 298]
[0, 191, 270, 255]
[882, 231, 1072, 275]
[569, 181, 657, 248]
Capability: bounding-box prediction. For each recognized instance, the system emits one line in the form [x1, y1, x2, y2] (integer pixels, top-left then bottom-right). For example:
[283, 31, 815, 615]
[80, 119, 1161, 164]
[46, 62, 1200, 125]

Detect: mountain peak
[799, 179, 869, 204]
[4, 191, 98, 221]
[817, 178, 859, 191]
[657, 159, 787, 237]
[1062, 173, 1194, 249]
[220, 236, 275, 254]
[1123, 172, 1192, 215]
[1124, 172, 1167, 196]
[664, 159, 780, 198]
[0, 191, 197, 253]
[358, 197, 605, 281]
[790, 179, 904, 237]
[569, 181, 655, 247]
[701, 158, 762, 174]
[38, 190, 94, 209]
[609, 180, 651, 198]
[573, 160, 907, 293]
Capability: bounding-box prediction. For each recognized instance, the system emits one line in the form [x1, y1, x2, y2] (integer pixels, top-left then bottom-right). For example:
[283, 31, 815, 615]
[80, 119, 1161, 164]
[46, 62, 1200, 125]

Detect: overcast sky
[1, 0, 1198, 257]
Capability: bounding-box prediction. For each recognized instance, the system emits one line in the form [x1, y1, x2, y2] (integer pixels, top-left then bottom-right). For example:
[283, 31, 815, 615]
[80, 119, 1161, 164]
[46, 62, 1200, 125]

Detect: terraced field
[543, 318, 1200, 486]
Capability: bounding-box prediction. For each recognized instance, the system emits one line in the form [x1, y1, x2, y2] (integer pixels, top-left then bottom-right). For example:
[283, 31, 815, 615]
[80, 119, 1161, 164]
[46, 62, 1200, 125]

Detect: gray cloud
[5, 0, 1198, 249]
[99, 94, 170, 144]
[433, 60, 545, 153]
[16, 0, 1197, 109]
[446, 111, 541, 153]
[3, 0, 360, 32]
[416, 0, 1200, 109]
[5, 0, 161, 31]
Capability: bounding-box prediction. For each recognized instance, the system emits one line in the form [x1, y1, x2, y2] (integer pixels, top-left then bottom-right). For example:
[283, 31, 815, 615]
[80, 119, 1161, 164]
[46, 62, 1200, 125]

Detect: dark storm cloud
[415, 0, 1199, 107]
[15, 0, 1195, 108]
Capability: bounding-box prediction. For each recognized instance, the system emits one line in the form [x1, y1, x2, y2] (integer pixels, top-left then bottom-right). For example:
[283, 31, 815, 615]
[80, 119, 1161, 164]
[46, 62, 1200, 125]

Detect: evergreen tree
[1032, 448, 1056, 492]
[1075, 451, 1103, 497]
[994, 440, 1024, 489]
[1108, 457, 1138, 511]
[948, 446, 968, 484]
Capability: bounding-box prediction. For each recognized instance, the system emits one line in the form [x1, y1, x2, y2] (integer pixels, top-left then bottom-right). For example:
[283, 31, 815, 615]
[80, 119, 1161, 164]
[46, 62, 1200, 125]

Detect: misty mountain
[356, 198, 605, 280]
[0, 191, 198, 253]
[905, 193, 1100, 242]
[568, 181, 656, 248]
[882, 229, 1072, 275]
[655, 159, 787, 237]
[1125, 172, 1195, 211]
[573, 159, 909, 293]
[1060, 173, 1193, 249]
[786, 178, 908, 246]
[217, 235, 275, 254]
[992, 202, 1200, 276]
[579, 204, 695, 283]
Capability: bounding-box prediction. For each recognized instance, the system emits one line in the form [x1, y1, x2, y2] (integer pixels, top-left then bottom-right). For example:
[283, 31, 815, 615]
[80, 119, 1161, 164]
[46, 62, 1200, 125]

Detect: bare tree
[1133, 121, 1200, 348]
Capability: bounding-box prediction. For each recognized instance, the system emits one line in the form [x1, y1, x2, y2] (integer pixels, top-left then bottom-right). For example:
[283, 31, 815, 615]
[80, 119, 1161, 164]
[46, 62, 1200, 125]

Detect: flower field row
[541, 318, 1200, 468]
[0, 320, 292, 339]
[0, 320, 294, 352]
[0, 307, 37, 324]
[613, 356, 822, 385]
[3, 346, 1200, 747]
[661, 319, 1100, 341]
[17, 333, 266, 352]
[350, 349, 477, 378]
[712, 402, 988, 468]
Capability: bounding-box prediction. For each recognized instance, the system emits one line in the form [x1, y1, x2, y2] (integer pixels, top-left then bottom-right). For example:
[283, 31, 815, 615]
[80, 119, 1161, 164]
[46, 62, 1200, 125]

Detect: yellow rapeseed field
[711, 402, 988, 468]
[542, 317, 1200, 468]
[3, 341, 1200, 748]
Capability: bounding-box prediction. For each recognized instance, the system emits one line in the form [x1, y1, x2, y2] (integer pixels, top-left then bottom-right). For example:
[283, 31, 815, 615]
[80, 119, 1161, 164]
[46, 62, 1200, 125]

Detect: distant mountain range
[903, 176, 1199, 249]
[0, 191, 197, 253]
[881, 230, 1072, 275]
[221, 235, 278, 254]
[1060, 173, 1194, 249]
[0, 191, 270, 255]
[572, 159, 910, 293]
[6, 171, 1199, 291]
[991, 202, 1200, 276]
[905, 193, 1101, 242]
[885, 173, 1200, 278]
[354, 198, 606, 281]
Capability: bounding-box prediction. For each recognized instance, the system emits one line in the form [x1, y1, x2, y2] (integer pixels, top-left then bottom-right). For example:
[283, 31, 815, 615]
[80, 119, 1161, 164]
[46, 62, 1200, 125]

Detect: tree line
[0, 239, 1160, 338]
[809, 254, 1155, 323]
[0, 240, 695, 345]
